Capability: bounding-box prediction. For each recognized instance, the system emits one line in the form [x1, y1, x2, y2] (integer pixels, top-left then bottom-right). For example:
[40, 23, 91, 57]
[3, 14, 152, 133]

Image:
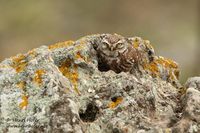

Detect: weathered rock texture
[0, 34, 199, 133]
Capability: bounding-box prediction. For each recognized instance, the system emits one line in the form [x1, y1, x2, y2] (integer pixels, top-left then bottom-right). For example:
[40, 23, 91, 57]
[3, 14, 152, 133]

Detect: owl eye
[102, 42, 109, 49]
[116, 43, 124, 49]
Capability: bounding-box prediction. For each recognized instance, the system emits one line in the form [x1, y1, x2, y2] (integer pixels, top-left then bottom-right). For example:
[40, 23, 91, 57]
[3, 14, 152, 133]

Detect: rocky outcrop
[0, 34, 199, 133]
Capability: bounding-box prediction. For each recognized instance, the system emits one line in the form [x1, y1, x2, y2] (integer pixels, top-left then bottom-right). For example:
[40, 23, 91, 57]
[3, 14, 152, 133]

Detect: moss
[48, 40, 74, 50]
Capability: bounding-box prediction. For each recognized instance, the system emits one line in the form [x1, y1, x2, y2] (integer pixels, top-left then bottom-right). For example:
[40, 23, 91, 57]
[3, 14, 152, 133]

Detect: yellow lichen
[71, 64, 80, 95]
[166, 58, 178, 69]
[74, 40, 87, 50]
[59, 59, 80, 95]
[19, 95, 28, 109]
[144, 62, 159, 78]
[108, 97, 123, 108]
[75, 44, 84, 50]
[75, 51, 83, 59]
[78, 40, 87, 45]
[75, 51, 88, 62]
[27, 49, 36, 58]
[48, 40, 74, 50]
[155, 57, 178, 69]
[11, 54, 27, 73]
[34, 69, 46, 86]
[144, 56, 179, 82]
[17, 81, 26, 90]
[156, 57, 179, 80]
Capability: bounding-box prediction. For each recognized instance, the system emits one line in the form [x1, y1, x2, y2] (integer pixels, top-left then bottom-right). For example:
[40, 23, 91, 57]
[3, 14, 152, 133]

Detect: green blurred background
[0, 0, 199, 83]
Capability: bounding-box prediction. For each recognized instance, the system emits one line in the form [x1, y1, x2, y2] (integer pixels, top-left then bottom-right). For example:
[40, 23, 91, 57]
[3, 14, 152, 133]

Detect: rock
[182, 88, 200, 122]
[172, 87, 200, 133]
[0, 33, 198, 132]
[185, 77, 200, 91]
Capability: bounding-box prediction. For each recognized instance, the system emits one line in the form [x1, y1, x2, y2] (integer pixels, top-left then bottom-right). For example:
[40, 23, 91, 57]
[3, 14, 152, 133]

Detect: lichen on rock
[0, 33, 199, 133]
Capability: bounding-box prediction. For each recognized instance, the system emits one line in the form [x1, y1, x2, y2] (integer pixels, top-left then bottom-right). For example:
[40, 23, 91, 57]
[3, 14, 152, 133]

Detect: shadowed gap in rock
[79, 102, 99, 122]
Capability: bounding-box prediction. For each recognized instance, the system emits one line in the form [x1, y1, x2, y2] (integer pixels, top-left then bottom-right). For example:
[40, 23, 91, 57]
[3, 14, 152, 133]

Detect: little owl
[94, 33, 139, 73]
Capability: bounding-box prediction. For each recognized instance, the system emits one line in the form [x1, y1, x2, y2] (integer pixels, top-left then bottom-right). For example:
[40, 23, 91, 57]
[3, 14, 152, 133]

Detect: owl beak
[110, 47, 114, 51]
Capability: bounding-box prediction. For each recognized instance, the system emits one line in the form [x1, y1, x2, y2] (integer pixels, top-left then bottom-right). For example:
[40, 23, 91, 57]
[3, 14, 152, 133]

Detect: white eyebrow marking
[102, 39, 109, 44]
[116, 40, 123, 43]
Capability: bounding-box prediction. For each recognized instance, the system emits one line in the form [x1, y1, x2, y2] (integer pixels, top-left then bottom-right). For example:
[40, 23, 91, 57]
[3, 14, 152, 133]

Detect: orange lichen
[17, 81, 26, 90]
[34, 69, 46, 86]
[12, 54, 25, 62]
[155, 56, 178, 69]
[19, 95, 28, 109]
[78, 40, 87, 45]
[75, 44, 84, 50]
[75, 51, 88, 62]
[144, 61, 159, 78]
[59, 59, 80, 95]
[48, 40, 74, 50]
[75, 51, 83, 59]
[27, 49, 36, 58]
[156, 57, 179, 80]
[74, 40, 87, 50]
[71, 64, 80, 95]
[108, 97, 123, 108]
[11, 54, 27, 73]
[144, 56, 179, 81]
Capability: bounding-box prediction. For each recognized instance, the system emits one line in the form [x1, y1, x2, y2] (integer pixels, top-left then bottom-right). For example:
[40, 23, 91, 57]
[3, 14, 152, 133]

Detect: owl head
[97, 34, 129, 58]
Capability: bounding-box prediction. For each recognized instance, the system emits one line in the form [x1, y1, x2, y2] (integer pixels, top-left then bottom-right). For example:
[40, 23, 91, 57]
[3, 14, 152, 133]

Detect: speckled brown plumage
[95, 34, 140, 73]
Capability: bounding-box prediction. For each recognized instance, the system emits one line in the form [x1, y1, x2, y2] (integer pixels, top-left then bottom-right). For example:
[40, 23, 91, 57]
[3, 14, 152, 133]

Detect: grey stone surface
[185, 77, 200, 91]
[0, 34, 199, 133]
